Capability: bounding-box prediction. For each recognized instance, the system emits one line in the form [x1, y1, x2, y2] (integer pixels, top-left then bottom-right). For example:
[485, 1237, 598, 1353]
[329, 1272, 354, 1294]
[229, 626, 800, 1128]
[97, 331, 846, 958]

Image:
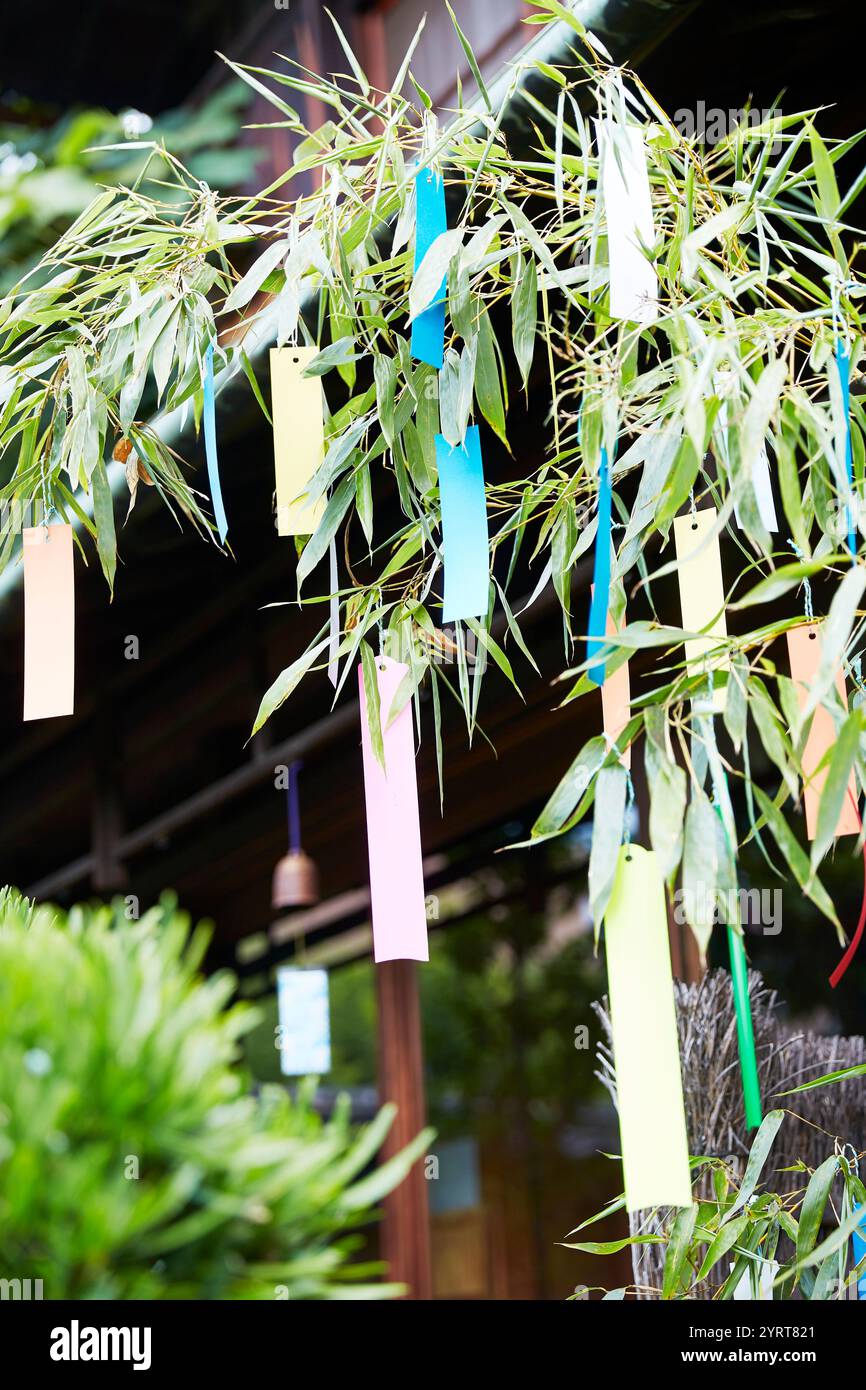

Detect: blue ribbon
[411, 167, 447, 370]
[853, 1202, 866, 1299]
[835, 337, 856, 558]
[437, 425, 489, 622]
[204, 343, 228, 545]
[588, 446, 613, 685]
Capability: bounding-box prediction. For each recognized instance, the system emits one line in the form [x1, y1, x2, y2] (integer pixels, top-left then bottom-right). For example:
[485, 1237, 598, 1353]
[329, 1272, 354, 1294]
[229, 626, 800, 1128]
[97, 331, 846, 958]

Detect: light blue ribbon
[835, 336, 856, 558]
[204, 343, 228, 545]
[411, 167, 447, 369]
[437, 425, 489, 622]
[588, 446, 612, 685]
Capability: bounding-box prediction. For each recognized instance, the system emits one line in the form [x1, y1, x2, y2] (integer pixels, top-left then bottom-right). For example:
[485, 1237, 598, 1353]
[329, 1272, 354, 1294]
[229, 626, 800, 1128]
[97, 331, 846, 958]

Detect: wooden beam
[375, 960, 433, 1300]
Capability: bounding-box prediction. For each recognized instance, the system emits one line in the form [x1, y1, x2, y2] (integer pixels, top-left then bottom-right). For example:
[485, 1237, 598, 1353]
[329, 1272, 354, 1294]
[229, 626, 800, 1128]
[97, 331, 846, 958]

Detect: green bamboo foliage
[1, 5, 865, 956]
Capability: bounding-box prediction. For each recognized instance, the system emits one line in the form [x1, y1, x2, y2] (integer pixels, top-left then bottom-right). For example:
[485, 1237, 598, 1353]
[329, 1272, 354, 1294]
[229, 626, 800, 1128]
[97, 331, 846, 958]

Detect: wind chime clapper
[272, 760, 320, 911]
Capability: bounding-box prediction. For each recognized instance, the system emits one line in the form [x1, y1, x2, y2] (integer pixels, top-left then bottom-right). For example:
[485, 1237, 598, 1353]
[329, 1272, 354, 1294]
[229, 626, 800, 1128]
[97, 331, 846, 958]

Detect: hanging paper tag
[358, 655, 429, 963]
[277, 967, 331, 1076]
[603, 844, 692, 1212]
[411, 166, 447, 369]
[786, 624, 859, 839]
[23, 524, 75, 721]
[591, 586, 631, 767]
[835, 338, 857, 557]
[203, 343, 228, 545]
[731, 1258, 779, 1300]
[436, 425, 489, 623]
[588, 448, 613, 686]
[734, 439, 777, 534]
[673, 507, 728, 712]
[270, 346, 326, 536]
[597, 120, 658, 326]
[716, 387, 778, 535]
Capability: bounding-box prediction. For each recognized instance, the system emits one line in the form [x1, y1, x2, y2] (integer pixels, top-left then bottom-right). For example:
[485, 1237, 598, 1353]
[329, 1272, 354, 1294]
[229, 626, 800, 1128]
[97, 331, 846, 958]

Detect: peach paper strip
[592, 585, 631, 766]
[358, 655, 429, 963]
[23, 523, 75, 721]
[786, 623, 859, 840]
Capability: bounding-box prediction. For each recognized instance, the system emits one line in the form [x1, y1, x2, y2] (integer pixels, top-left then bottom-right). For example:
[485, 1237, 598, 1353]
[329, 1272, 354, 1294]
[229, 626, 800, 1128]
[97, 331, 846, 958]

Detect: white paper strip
[597, 119, 658, 326]
[717, 392, 778, 533]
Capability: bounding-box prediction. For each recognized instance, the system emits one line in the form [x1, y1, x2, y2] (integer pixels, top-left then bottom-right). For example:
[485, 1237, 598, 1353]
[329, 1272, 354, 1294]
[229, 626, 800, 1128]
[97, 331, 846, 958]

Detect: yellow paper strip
[23, 523, 75, 721]
[786, 623, 859, 840]
[270, 346, 326, 536]
[673, 506, 728, 713]
[603, 844, 692, 1212]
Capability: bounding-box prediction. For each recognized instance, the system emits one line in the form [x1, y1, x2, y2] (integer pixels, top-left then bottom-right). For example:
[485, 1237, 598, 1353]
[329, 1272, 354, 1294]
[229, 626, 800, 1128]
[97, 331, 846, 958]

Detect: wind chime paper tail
[603, 844, 692, 1212]
[23, 524, 75, 722]
[411, 166, 447, 369]
[436, 426, 489, 623]
[203, 343, 229, 545]
[786, 624, 859, 839]
[726, 925, 763, 1130]
[597, 119, 658, 326]
[277, 967, 331, 1077]
[587, 449, 613, 686]
[591, 584, 631, 767]
[270, 346, 326, 536]
[358, 655, 429, 963]
[673, 507, 728, 713]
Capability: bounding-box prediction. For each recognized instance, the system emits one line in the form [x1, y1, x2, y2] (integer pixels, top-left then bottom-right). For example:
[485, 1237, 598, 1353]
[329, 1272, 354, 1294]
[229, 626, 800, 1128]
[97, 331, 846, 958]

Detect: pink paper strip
[358, 655, 428, 962]
[23, 523, 75, 721]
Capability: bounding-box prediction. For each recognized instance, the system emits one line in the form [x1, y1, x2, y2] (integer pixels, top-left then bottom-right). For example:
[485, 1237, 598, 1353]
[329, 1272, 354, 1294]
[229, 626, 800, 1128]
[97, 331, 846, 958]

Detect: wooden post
[375, 959, 433, 1299]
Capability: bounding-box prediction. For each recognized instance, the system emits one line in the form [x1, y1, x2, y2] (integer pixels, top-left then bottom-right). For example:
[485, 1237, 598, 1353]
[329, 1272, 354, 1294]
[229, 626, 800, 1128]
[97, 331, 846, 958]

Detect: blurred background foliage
[0, 79, 254, 289]
[0, 888, 428, 1299]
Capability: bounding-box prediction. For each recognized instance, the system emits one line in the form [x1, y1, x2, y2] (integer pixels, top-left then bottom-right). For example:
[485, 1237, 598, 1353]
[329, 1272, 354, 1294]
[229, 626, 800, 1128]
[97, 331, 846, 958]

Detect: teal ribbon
[709, 758, 762, 1130]
[588, 447, 612, 686]
[853, 1202, 866, 1299]
[835, 336, 856, 558]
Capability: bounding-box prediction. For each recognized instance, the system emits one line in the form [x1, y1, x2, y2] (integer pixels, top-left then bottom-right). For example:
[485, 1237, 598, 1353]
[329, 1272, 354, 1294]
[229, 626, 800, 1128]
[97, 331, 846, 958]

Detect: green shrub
[0, 888, 429, 1299]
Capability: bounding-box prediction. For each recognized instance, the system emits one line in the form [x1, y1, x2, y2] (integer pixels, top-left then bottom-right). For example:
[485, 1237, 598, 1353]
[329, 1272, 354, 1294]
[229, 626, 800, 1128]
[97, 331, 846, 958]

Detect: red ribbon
[829, 789, 866, 988]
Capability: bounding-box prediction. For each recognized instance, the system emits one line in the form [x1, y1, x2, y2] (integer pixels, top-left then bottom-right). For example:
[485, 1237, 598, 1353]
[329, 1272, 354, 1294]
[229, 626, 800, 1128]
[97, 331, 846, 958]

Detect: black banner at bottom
[0, 1295, 855, 1376]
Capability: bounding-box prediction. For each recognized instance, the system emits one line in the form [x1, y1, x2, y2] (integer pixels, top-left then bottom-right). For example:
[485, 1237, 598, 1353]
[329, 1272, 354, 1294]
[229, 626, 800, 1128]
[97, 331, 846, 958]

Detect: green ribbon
[703, 716, 763, 1130]
[726, 923, 763, 1130]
